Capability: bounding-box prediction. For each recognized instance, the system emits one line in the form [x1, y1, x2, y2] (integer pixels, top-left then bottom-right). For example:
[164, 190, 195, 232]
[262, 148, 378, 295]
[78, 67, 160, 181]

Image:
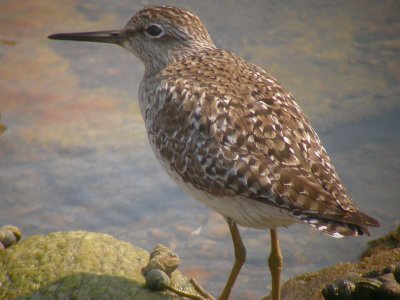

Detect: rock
[142, 244, 180, 277]
[321, 279, 355, 300]
[0, 225, 22, 249]
[378, 273, 400, 300]
[360, 226, 400, 259]
[261, 226, 400, 300]
[321, 265, 400, 300]
[354, 278, 382, 300]
[146, 269, 171, 291]
[321, 283, 339, 300]
[0, 231, 203, 299]
[319, 264, 400, 300]
[394, 265, 400, 283]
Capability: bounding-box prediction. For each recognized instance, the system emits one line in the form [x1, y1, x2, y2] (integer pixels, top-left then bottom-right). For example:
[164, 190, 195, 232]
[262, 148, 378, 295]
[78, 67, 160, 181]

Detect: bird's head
[49, 5, 215, 75]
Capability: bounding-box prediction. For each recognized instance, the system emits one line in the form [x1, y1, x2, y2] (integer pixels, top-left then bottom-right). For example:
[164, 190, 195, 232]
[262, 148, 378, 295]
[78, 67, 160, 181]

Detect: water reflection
[0, 1, 399, 299]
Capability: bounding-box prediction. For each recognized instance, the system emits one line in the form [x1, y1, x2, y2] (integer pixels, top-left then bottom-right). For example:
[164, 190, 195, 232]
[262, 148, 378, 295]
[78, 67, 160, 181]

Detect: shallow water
[0, 1, 399, 299]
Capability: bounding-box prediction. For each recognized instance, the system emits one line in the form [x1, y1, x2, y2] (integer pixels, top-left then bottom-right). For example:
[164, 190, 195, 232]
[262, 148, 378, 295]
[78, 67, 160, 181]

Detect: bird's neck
[143, 42, 216, 78]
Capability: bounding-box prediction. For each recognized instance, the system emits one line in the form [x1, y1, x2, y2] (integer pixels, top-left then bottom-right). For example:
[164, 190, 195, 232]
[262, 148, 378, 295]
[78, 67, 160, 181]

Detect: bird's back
[139, 48, 379, 237]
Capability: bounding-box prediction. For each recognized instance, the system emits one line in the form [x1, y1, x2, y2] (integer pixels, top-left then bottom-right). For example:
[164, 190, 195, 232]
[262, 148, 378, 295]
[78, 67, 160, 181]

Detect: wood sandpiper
[49, 5, 380, 300]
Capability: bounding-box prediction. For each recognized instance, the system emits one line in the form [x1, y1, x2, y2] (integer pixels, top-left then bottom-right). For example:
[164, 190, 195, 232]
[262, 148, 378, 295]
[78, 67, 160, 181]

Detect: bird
[48, 5, 380, 300]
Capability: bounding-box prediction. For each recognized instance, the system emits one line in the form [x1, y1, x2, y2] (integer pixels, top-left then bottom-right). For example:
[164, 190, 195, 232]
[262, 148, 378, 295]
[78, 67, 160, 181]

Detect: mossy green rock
[0, 231, 200, 299]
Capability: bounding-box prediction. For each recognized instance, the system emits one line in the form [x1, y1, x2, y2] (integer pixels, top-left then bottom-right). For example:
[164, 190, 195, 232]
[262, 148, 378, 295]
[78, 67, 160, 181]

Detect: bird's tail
[297, 210, 380, 238]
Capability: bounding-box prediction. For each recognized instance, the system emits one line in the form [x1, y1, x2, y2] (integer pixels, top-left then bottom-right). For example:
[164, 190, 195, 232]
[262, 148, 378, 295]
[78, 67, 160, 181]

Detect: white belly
[174, 177, 296, 229]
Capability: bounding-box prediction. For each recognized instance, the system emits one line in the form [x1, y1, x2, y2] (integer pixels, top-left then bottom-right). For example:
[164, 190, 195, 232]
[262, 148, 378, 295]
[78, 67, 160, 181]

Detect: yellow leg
[218, 218, 246, 300]
[268, 229, 282, 300]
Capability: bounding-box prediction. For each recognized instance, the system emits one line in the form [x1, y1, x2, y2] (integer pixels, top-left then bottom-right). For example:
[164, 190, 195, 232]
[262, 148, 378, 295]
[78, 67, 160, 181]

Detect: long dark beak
[48, 30, 127, 44]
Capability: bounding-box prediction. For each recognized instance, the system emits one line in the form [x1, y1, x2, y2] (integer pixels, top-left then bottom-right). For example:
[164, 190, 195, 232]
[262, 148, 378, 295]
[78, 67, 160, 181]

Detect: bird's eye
[144, 24, 164, 38]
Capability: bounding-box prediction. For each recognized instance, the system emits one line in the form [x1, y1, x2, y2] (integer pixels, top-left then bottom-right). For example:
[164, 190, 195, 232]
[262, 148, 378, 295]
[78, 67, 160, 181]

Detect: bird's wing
[153, 49, 378, 231]
[241, 58, 379, 229]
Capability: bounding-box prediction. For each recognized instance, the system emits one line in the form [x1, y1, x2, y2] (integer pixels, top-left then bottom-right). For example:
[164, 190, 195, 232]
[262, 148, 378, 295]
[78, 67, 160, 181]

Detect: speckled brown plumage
[133, 6, 379, 237]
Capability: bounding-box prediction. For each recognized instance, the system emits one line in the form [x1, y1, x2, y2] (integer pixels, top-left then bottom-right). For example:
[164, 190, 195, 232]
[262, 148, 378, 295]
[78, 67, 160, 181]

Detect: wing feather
[148, 49, 379, 231]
